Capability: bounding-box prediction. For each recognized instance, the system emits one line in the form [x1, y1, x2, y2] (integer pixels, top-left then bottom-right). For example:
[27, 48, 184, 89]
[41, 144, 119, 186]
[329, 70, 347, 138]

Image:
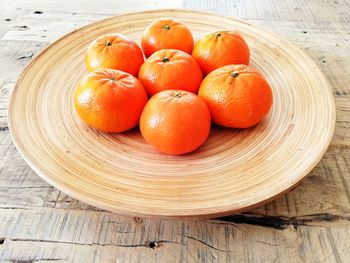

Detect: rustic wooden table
[0, 0, 349, 262]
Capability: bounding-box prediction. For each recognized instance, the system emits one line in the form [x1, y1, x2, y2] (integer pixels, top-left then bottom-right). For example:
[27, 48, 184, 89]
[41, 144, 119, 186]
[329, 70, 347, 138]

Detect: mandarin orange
[138, 49, 202, 96]
[85, 34, 144, 76]
[140, 90, 211, 155]
[141, 18, 194, 57]
[198, 64, 272, 128]
[192, 31, 250, 75]
[74, 69, 148, 132]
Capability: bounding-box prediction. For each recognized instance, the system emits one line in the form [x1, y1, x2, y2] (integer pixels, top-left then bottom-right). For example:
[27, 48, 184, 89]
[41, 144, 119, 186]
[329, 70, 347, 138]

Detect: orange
[74, 69, 148, 133]
[192, 31, 250, 75]
[85, 33, 144, 76]
[138, 49, 202, 96]
[198, 64, 273, 128]
[140, 90, 211, 155]
[141, 18, 194, 58]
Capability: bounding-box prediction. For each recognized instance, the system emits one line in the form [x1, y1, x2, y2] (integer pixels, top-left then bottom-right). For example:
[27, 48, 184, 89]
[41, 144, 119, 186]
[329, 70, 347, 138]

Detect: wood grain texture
[0, 207, 350, 263]
[1, 0, 349, 262]
[8, 9, 335, 219]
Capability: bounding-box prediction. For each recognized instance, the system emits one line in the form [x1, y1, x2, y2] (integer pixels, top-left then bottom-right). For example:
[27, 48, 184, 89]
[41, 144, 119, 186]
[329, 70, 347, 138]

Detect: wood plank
[0, 41, 46, 80]
[0, 80, 13, 129]
[183, 0, 350, 23]
[0, 208, 349, 262]
[0, 0, 349, 261]
[1, 13, 109, 43]
[0, 4, 27, 39]
[0, 0, 183, 16]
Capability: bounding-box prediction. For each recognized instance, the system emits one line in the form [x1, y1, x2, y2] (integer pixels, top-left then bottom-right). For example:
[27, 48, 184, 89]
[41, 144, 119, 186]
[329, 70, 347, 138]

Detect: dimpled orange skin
[198, 64, 273, 128]
[138, 49, 202, 96]
[141, 18, 194, 58]
[85, 34, 144, 76]
[140, 90, 211, 155]
[74, 69, 148, 133]
[192, 31, 250, 75]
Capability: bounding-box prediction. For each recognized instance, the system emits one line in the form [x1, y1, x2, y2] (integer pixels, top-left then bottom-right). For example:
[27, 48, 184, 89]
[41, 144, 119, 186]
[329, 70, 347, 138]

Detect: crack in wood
[218, 213, 350, 230]
[0, 186, 52, 189]
[0, 127, 9, 132]
[5, 238, 182, 249]
[8, 259, 63, 263]
[178, 234, 231, 252]
[52, 191, 61, 208]
[17, 53, 33, 60]
[0, 207, 32, 210]
[335, 91, 348, 96]
[13, 25, 29, 30]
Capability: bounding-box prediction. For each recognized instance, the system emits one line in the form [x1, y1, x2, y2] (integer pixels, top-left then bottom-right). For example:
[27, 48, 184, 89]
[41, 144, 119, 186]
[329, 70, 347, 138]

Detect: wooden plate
[8, 9, 335, 219]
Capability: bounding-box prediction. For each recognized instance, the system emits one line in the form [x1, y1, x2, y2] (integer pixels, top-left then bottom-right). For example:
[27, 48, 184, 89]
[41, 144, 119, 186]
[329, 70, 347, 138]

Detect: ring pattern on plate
[8, 9, 335, 218]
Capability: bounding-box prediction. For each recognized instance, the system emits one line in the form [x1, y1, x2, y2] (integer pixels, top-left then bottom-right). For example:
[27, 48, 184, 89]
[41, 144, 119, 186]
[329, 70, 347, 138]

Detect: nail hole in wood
[302, 31, 307, 34]
[133, 217, 143, 223]
[148, 241, 157, 249]
[33, 11, 43, 14]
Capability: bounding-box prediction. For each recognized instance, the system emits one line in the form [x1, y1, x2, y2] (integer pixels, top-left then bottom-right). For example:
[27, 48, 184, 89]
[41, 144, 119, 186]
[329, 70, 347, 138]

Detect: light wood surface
[8, 9, 335, 219]
[0, 0, 349, 262]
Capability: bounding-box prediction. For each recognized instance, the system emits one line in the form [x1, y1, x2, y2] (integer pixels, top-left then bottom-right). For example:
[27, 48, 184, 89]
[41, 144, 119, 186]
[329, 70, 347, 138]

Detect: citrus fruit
[192, 31, 250, 75]
[74, 69, 148, 133]
[140, 90, 211, 155]
[141, 18, 194, 57]
[198, 64, 273, 128]
[138, 49, 202, 96]
[85, 33, 144, 76]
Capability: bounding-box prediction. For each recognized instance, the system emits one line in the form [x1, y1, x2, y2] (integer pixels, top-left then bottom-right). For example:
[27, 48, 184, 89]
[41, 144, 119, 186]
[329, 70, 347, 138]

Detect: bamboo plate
[8, 9, 335, 219]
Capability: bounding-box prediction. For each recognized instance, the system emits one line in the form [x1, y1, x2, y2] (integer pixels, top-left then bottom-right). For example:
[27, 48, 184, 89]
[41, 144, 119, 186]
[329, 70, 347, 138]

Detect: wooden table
[0, 0, 349, 262]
